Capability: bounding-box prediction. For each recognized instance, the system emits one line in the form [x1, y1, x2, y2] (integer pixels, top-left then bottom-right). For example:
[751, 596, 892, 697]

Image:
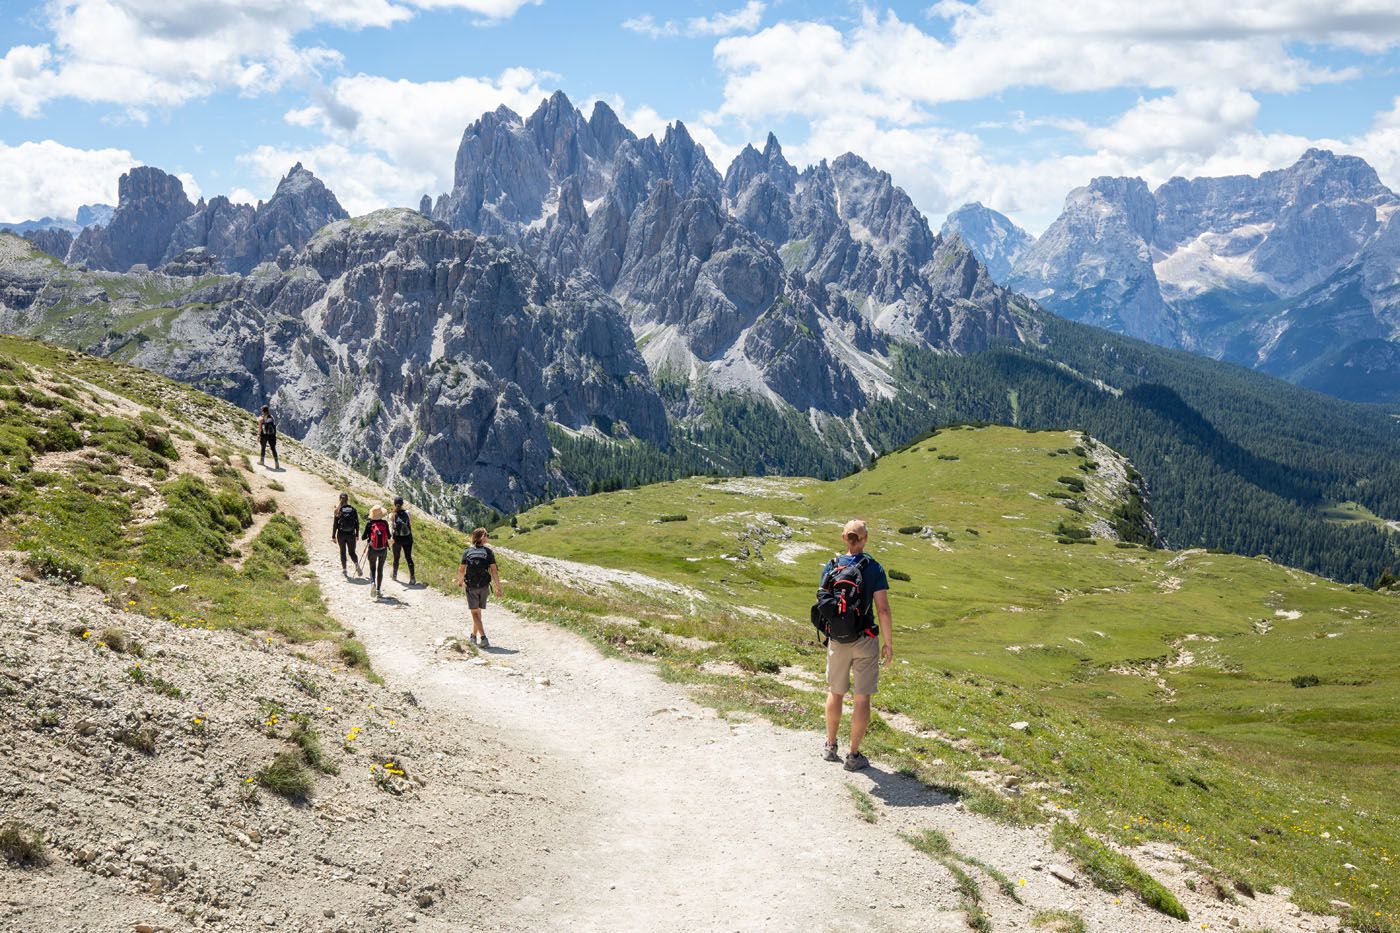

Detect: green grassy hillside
[504, 425, 1400, 929]
[0, 335, 373, 674]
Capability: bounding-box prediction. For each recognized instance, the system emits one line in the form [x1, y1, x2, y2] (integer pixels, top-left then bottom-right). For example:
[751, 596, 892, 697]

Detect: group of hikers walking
[255, 406, 505, 643]
[328, 493, 503, 641]
[332, 492, 415, 597]
[254, 406, 892, 753]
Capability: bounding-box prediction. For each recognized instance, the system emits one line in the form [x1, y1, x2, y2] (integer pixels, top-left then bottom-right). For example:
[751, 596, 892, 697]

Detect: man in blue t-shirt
[820, 519, 894, 771]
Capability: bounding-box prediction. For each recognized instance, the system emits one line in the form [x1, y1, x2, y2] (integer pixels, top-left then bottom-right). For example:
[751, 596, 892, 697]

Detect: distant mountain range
[945, 151, 1400, 404]
[2, 93, 1398, 585]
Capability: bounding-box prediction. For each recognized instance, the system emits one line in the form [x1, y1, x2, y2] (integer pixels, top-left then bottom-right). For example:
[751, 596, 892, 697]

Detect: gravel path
[272, 461, 1331, 933]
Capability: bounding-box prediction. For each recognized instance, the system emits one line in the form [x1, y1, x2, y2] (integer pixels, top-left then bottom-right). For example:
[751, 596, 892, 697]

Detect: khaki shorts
[827, 634, 879, 695]
[466, 586, 491, 610]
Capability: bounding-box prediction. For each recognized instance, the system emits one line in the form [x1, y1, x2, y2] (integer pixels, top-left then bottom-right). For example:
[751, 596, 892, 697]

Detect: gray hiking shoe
[823, 742, 840, 762]
[479, 636, 490, 649]
[469, 634, 478, 646]
[843, 751, 870, 772]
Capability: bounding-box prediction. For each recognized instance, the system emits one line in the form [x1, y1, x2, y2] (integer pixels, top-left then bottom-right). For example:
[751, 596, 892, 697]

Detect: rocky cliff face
[1012, 149, 1400, 402]
[430, 92, 1036, 416]
[939, 203, 1033, 284]
[162, 164, 349, 274]
[68, 167, 196, 272]
[1, 209, 666, 511]
[64, 164, 346, 275]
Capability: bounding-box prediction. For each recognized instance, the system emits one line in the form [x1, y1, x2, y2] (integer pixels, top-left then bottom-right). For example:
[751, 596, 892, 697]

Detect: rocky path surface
[272, 461, 1328, 933]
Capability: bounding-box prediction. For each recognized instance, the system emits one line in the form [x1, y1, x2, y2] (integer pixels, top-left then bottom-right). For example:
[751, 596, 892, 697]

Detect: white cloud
[0, 0, 541, 118]
[1346, 96, 1400, 188]
[241, 143, 433, 217]
[711, 4, 1400, 126]
[624, 1, 764, 39]
[700, 3, 1400, 233]
[0, 139, 137, 222]
[1081, 87, 1261, 160]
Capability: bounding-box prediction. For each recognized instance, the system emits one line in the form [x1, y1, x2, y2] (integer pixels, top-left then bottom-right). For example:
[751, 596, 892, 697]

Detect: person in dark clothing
[456, 527, 503, 648]
[390, 495, 416, 585]
[257, 405, 279, 469]
[362, 505, 391, 598]
[332, 493, 362, 577]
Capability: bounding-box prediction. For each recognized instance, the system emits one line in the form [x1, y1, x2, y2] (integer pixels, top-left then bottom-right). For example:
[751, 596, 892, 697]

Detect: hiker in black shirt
[390, 495, 416, 585]
[456, 527, 503, 648]
[331, 493, 362, 577]
[257, 405, 279, 469]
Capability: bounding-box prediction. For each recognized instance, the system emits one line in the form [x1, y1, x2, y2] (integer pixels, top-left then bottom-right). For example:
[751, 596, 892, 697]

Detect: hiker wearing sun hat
[361, 505, 392, 599]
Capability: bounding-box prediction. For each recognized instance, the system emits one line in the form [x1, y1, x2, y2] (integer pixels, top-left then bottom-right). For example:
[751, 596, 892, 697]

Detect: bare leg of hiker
[470, 607, 486, 642]
[825, 692, 843, 746]
[849, 695, 871, 754]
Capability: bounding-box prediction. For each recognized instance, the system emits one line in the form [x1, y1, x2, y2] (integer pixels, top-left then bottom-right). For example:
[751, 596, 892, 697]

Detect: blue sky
[3, 1, 1400, 232]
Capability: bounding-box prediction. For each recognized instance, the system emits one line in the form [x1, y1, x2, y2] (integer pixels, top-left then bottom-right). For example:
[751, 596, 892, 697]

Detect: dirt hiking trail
[272, 460, 1327, 933]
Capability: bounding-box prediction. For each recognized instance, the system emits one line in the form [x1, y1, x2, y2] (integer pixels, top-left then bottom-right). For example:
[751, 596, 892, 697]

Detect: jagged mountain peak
[940, 202, 1034, 284]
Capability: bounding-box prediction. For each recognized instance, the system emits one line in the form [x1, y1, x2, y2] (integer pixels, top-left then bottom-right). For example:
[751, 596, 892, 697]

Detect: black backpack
[811, 554, 875, 644]
[392, 510, 411, 539]
[464, 547, 492, 588]
[335, 505, 358, 535]
[261, 417, 277, 439]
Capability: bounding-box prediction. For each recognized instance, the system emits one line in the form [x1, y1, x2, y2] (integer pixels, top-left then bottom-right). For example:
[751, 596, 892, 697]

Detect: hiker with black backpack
[811, 519, 894, 771]
[455, 527, 502, 648]
[362, 505, 392, 599]
[257, 405, 279, 469]
[332, 493, 363, 578]
[390, 495, 416, 585]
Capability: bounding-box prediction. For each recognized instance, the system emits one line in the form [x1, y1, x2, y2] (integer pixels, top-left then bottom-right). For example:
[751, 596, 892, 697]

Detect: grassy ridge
[500, 425, 1400, 928]
[0, 336, 372, 675]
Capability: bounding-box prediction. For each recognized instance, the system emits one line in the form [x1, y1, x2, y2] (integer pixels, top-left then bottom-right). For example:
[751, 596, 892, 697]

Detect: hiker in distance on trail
[256, 404, 279, 470]
[456, 527, 503, 648]
[812, 519, 894, 772]
[390, 495, 416, 586]
[332, 493, 363, 578]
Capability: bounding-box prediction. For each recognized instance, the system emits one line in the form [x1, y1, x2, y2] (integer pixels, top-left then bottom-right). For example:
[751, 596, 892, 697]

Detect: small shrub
[23, 549, 84, 584]
[34, 710, 60, 730]
[193, 441, 210, 457]
[1057, 475, 1086, 492]
[888, 569, 911, 582]
[1291, 674, 1321, 689]
[99, 628, 140, 655]
[937, 454, 960, 461]
[1051, 823, 1188, 921]
[846, 783, 878, 823]
[536, 517, 559, 526]
[657, 514, 688, 523]
[116, 727, 157, 755]
[255, 750, 314, 798]
[338, 638, 376, 678]
[964, 528, 979, 536]
[898, 526, 922, 535]
[1047, 490, 1074, 500]
[267, 480, 285, 492]
[252, 496, 278, 514]
[0, 821, 48, 867]
[291, 722, 339, 776]
[1115, 541, 1139, 549]
[1031, 909, 1085, 933]
[289, 671, 321, 698]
